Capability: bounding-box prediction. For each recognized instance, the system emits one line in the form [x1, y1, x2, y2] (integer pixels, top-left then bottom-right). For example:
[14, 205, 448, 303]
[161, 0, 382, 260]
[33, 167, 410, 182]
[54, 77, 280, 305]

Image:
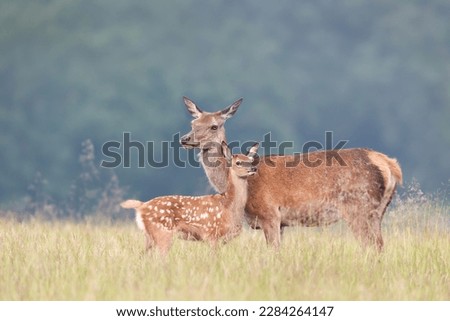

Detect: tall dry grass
[1, 194, 448, 300]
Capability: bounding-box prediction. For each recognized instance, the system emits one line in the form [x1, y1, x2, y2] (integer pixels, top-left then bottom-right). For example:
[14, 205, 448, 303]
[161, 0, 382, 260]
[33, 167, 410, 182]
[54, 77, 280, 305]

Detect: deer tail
[386, 157, 403, 186]
[120, 199, 143, 209]
[367, 150, 403, 191]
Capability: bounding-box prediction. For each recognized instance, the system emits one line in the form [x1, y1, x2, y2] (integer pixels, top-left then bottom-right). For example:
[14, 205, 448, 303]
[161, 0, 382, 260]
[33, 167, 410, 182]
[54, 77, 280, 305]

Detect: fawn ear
[220, 98, 242, 120]
[221, 141, 232, 162]
[247, 142, 259, 158]
[183, 96, 203, 119]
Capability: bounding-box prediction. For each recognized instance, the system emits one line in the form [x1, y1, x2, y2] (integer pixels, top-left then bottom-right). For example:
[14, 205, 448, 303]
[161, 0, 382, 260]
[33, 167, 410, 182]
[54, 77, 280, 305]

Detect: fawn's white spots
[121, 143, 258, 254]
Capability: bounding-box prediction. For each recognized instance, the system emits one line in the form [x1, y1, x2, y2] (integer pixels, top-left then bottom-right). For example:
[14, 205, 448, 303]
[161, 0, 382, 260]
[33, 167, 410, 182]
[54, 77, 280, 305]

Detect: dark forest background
[1, 0, 449, 215]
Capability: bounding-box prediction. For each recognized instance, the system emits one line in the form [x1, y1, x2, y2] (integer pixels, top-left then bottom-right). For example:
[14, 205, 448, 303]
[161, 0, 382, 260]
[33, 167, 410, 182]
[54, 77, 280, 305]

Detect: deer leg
[145, 234, 153, 251]
[152, 228, 174, 256]
[346, 209, 384, 252]
[369, 216, 384, 252]
[208, 239, 219, 253]
[144, 233, 154, 251]
[369, 196, 394, 252]
[261, 218, 282, 248]
[357, 192, 393, 253]
[364, 214, 384, 252]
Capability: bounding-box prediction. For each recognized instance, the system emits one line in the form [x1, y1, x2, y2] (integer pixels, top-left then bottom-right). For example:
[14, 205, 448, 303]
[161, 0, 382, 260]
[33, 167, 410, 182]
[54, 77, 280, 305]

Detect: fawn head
[222, 141, 259, 178]
[180, 97, 243, 150]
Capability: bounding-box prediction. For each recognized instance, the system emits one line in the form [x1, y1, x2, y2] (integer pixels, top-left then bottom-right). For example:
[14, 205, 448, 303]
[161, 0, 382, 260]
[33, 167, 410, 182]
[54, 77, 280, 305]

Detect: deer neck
[222, 170, 248, 223]
[198, 145, 229, 193]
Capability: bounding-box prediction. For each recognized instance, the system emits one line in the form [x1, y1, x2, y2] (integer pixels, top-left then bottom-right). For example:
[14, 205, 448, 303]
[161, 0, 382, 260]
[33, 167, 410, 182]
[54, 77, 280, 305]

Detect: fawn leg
[152, 228, 174, 256]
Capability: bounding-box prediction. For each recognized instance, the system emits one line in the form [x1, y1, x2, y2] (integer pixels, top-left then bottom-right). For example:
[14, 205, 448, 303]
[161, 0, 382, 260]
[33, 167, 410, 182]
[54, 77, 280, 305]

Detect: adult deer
[121, 142, 259, 255]
[180, 97, 402, 251]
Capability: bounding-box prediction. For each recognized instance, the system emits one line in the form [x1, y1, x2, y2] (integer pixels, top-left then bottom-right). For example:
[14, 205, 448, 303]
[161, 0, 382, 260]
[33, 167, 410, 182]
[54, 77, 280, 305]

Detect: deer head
[222, 141, 259, 179]
[180, 97, 243, 150]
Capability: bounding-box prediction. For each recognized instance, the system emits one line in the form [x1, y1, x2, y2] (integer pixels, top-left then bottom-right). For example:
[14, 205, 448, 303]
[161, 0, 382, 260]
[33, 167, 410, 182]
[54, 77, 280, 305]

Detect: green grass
[1, 203, 449, 301]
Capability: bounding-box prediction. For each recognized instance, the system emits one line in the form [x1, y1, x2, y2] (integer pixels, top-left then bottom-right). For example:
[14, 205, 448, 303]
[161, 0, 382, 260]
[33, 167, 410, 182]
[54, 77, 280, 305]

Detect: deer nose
[180, 135, 191, 144]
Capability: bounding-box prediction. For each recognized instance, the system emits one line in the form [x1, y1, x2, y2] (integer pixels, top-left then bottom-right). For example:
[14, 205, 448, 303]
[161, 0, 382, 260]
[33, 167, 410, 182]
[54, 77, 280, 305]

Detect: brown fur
[121, 143, 258, 255]
[180, 97, 403, 251]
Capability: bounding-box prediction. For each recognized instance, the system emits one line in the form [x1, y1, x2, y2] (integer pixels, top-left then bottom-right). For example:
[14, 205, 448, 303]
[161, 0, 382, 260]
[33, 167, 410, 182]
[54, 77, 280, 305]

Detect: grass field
[1, 201, 449, 301]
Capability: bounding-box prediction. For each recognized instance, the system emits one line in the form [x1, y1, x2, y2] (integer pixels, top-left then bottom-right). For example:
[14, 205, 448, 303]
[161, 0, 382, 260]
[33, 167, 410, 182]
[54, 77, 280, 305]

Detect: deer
[180, 97, 403, 252]
[120, 142, 259, 255]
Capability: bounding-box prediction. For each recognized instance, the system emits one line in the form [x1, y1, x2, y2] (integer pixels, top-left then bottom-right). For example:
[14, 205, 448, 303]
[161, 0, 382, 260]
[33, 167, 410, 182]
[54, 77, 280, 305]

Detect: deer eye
[235, 160, 242, 166]
[211, 125, 218, 130]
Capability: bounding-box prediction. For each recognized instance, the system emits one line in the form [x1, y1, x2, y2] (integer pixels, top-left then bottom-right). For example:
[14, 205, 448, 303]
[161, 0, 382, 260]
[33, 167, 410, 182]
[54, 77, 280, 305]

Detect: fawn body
[180, 97, 402, 251]
[121, 142, 258, 254]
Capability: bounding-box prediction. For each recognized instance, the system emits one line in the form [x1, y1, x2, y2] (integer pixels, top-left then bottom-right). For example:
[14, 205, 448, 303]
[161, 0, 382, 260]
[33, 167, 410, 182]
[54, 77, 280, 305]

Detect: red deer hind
[121, 142, 259, 255]
[180, 97, 402, 251]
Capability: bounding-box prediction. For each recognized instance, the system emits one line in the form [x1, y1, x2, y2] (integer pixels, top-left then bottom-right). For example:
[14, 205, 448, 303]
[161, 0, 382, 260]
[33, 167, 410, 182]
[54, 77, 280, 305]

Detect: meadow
[0, 199, 448, 301]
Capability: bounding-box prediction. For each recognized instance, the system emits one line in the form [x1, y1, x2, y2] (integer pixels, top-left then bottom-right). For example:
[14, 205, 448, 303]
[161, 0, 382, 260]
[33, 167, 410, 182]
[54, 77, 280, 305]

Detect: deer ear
[247, 142, 259, 158]
[220, 98, 242, 120]
[221, 141, 232, 162]
[183, 96, 203, 119]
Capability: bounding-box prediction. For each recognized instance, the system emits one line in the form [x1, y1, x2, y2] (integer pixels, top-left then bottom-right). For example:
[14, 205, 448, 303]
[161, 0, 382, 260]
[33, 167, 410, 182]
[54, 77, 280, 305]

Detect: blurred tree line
[0, 0, 449, 211]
